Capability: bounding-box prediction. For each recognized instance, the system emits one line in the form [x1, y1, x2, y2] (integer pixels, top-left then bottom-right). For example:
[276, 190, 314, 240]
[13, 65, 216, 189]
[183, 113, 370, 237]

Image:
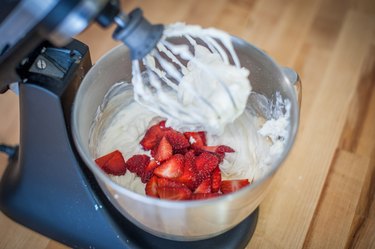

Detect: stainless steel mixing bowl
[71, 37, 301, 241]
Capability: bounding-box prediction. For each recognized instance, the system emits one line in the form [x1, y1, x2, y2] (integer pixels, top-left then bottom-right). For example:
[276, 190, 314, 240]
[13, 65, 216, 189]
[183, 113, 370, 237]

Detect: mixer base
[116, 208, 259, 249]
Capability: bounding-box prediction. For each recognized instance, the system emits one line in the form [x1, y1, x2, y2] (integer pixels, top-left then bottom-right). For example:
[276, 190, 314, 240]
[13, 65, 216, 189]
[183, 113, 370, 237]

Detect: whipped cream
[90, 83, 290, 194]
[90, 24, 289, 194]
[131, 23, 251, 135]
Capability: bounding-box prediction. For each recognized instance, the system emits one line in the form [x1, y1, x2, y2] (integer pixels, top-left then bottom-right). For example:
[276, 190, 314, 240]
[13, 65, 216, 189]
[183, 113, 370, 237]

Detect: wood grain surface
[1, 0, 375, 248]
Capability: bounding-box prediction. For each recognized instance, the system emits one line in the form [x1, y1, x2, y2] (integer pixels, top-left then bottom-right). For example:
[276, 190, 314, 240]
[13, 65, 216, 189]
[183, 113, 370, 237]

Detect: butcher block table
[1, 0, 374, 248]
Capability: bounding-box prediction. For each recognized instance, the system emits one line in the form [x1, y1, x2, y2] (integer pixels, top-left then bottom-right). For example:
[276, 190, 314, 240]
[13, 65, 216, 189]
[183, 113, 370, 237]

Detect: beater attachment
[113, 10, 251, 134]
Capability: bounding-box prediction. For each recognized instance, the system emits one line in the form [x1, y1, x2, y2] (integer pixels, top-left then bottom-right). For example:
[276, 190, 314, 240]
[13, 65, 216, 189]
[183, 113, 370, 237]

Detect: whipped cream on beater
[172, 45, 250, 134]
[131, 23, 251, 135]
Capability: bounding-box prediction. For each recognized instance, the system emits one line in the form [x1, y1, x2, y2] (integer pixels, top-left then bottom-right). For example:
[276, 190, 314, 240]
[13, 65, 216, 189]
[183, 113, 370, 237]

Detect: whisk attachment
[131, 23, 251, 134]
[113, 8, 164, 60]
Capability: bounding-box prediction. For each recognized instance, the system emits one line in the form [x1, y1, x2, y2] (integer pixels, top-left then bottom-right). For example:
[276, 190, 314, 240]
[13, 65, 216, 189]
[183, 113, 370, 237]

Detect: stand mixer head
[1, 0, 249, 134]
[0, 0, 163, 91]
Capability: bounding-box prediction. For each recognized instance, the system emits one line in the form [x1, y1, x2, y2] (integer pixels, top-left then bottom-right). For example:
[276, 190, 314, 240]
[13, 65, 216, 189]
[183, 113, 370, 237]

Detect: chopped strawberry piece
[174, 150, 198, 190]
[191, 193, 221, 200]
[140, 121, 169, 150]
[125, 154, 150, 177]
[141, 159, 159, 183]
[145, 176, 159, 197]
[95, 152, 114, 168]
[157, 178, 185, 188]
[184, 131, 207, 147]
[211, 167, 222, 193]
[165, 130, 190, 150]
[198, 145, 235, 162]
[158, 186, 192, 200]
[184, 149, 197, 162]
[95, 150, 126, 176]
[153, 154, 184, 179]
[158, 120, 167, 128]
[220, 179, 250, 194]
[201, 145, 235, 154]
[195, 152, 219, 178]
[216, 145, 235, 153]
[173, 148, 189, 155]
[152, 136, 173, 162]
[194, 178, 211, 194]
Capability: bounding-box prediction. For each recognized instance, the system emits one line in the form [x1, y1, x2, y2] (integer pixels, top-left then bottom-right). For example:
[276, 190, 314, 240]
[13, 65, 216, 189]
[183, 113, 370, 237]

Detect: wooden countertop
[1, 0, 374, 248]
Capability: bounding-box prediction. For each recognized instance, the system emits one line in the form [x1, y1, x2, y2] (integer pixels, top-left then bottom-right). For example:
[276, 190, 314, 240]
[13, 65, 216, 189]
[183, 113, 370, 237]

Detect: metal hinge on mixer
[28, 47, 82, 79]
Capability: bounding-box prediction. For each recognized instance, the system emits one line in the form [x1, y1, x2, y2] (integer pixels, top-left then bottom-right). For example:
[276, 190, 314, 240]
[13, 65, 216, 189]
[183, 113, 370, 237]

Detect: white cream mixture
[90, 83, 290, 195]
[90, 24, 290, 195]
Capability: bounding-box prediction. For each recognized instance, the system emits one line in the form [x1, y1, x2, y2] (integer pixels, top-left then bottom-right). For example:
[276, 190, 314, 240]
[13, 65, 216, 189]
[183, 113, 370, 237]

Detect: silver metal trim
[0, 0, 58, 52]
[48, 0, 109, 46]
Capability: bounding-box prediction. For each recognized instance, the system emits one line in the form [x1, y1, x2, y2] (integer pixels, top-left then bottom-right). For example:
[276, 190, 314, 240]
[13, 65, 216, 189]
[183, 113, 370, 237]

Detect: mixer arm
[0, 0, 163, 93]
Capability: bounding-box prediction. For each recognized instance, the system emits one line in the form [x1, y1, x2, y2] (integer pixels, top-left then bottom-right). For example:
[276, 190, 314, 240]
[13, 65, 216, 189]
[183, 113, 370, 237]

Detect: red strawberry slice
[201, 145, 235, 154]
[152, 136, 173, 162]
[216, 145, 235, 154]
[173, 148, 189, 155]
[195, 152, 219, 178]
[158, 120, 167, 128]
[157, 178, 185, 188]
[184, 131, 207, 147]
[141, 159, 159, 183]
[194, 178, 211, 194]
[125, 154, 150, 177]
[211, 167, 222, 193]
[174, 150, 198, 190]
[140, 121, 169, 150]
[158, 186, 192, 200]
[220, 179, 250, 194]
[145, 175, 159, 198]
[199, 145, 235, 162]
[153, 154, 184, 179]
[165, 130, 190, 150]
[191, 193, 221, 200]
[95, 150, 126, 176]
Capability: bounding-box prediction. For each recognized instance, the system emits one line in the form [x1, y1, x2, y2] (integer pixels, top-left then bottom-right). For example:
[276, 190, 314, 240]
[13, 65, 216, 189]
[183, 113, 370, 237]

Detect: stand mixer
[0, 0, 301, 248]
[0, 0, 260, 248]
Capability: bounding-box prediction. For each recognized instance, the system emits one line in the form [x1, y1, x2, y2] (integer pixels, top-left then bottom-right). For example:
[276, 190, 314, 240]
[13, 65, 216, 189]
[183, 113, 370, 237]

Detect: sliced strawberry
[173, 148, 189, 155]
[157, 178, 185, 188]
[145, 175, 159, 198]
[95, 150, 126, 176]
[184, 149, 197, 163]
[95, 151, 115, 168]
[125, 154, 150, 177]
[140, 121, 169, 150]
[191, 193, 221, 200]
[158, 120, 167, 129]
[198, 145, 235, 162]
[165, 130, 190, 150]
[152, 136, 173, 162]
[141, 159, 159, 183]
[201, 145, 235, 154]
[211, 167, 222, 193]
[195, 152, 219, 178]
[174, 150, 198, 190]
[153, 154, 184, 179]
[216, 145, 235, 154]
[194, 178, 211, 194]
[158, 186, 192, 200]
[220, 179, 250, 194]
[184, 131, 207, 147]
